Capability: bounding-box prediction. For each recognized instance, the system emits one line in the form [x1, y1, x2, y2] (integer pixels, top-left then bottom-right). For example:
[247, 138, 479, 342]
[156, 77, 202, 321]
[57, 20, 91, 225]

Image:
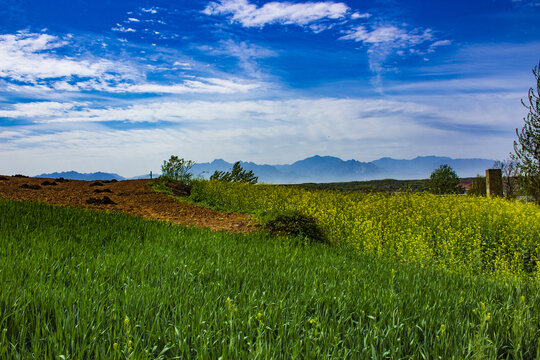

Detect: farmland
[1, 199, 539, 358]
[190, 180, 540, 280]
[0, 176, 539, 358]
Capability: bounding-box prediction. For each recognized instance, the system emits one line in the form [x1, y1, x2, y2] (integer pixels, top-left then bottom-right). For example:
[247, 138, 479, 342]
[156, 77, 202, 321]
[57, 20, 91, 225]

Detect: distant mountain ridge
[191, 156, 494, 183]
[34, 155, 496, 184]
[35, 171, 125, 181]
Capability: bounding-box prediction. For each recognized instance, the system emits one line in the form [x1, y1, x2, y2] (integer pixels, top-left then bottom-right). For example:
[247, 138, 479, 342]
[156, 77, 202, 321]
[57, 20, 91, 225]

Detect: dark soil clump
[93, 188, 112, 193]
[12, 174, 29, 178]
[55, 177, 69, 183]
[102, 179, 118, 183]
[170, 182, 192, 197]
[89, 181, 104, 187]
[0, 176, 8, 181]
[41, 181, 58, 186]
[86, 196, 116, 205]
[20, 184, 41, 190]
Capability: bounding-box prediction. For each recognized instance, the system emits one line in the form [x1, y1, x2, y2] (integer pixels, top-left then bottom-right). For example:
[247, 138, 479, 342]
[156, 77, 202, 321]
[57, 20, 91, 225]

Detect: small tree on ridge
[161, 155, 195, 183]
[428, 164, 463, 195]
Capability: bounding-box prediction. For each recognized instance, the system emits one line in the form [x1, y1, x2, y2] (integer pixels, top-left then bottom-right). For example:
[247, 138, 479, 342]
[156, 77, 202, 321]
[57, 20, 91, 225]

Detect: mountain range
[35, 155, 496, 184]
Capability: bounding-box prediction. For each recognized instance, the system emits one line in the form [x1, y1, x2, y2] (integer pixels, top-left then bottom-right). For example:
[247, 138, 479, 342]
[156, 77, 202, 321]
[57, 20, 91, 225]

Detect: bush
[263, 210, 327, 244]
[161, 155, 194, 183]
[210, 162, 258, 184]
[149, 177, 192, 197]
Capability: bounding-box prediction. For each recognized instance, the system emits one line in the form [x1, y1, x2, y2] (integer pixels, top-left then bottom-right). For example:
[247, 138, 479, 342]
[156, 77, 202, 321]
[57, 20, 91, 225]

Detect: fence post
[150, 171, 153, 179]
[485, 169, 503, 197]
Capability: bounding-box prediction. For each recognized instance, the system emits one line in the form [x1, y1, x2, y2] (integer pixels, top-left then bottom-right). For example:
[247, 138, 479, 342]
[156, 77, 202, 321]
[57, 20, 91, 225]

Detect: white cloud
[111, 24, 136, 32]
[141, 7, 159, 14]
[0, 32, 262, 96]
[0, 32, 118, 82]
[340, 25, 433, 45]
[0, 101, 79, 118]
[351, 12, 371, 19]
[203, 0, 349, 28]
[127, 18, 140, 22]
[109, 78, 261, 94]
[428, 39, 452, 52]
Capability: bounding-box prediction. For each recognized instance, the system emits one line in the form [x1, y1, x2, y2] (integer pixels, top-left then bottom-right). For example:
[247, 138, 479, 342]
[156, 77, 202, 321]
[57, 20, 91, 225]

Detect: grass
[0, 199, 539, 358]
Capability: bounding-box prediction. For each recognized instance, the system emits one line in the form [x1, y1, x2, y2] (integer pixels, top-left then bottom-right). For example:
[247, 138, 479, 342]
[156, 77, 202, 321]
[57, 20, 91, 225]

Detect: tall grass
[0, 199, 539, 358]
[190, 180, 540, 279]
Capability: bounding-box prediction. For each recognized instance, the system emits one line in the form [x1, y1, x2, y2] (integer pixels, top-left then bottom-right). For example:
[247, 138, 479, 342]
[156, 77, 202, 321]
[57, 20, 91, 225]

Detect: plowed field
[0, 176, 257, 232]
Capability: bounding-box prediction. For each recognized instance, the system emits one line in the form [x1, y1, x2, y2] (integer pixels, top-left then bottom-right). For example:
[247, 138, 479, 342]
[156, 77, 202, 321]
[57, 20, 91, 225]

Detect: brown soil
[0, 176, 258, 233]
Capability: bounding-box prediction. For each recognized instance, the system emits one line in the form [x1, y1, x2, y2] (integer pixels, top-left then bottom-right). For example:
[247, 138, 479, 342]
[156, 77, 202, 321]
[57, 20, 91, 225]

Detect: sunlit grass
[0, 199, 539, 358]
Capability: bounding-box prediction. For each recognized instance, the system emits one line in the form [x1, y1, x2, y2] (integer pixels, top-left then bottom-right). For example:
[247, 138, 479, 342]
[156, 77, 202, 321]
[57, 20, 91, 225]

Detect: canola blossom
[191, 181, 540, 279]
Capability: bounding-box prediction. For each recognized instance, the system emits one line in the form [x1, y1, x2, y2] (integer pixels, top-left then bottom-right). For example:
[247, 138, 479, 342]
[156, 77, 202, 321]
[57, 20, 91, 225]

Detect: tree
[468, 174, 486, 196]
[512, 61, 540, 203]
[161, 155, 195, 183]
[428, 164, 463, 195]
[493, 160, 519, 199]
[210, 161, 258, 184]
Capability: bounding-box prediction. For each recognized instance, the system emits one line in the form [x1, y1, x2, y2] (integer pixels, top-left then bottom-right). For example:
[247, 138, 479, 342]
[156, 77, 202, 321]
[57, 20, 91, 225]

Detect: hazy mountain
[35, 155, 496, 183]
[189, 155, 495, 184]
[35, 171, 125, 181]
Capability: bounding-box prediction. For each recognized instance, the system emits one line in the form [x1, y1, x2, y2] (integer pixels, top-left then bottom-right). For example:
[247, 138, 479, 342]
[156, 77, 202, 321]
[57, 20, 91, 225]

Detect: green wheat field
[1, 196, 539, 359]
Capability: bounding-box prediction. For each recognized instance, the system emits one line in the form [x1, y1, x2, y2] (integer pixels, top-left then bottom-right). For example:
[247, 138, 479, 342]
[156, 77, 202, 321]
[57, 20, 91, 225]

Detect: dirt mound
[20, 184, 41, 190]
[0, 176, 8, 181]
[93, 188, 112, 193]
[55, 177, 69, 183]
[12, 174, 29, 178]
[89, 181, 104, 187]
[86, 196, 116, 205]
[41, 181, 57, 186]
[0, 176, 257, 233]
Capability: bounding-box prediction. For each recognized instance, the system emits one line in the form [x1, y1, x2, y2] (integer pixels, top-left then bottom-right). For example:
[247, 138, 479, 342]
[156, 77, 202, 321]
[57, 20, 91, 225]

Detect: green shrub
[428, 164, 464, 194]
[149, 177, 191, 197]
[263, 210, 328, 244]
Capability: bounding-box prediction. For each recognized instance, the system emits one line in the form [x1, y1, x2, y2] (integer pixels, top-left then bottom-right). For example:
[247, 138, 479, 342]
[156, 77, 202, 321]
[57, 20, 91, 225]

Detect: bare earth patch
[0, 176, 258, 233]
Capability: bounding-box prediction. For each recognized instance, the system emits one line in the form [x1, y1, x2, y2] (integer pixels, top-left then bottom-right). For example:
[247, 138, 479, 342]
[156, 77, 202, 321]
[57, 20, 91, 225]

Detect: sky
[0, 0, 539, 177]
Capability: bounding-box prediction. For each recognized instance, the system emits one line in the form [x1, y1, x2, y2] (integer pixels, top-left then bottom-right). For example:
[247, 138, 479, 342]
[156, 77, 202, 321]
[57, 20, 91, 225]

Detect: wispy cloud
[111, 24, 136, 33]
[0, 32, 262, 96]
[201, 40, 278, 77]
[340, 25, 433, 45]
[202, 0, 349, 29]
[339, 24, 437, 91]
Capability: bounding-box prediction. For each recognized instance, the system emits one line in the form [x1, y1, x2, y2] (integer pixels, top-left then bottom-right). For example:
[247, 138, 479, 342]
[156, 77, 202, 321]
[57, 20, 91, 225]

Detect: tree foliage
[512, 62, 540, 203]
[468, 174, 486, 197]
[428, 164, 463, 195]
[493, 160, 519, 199]
[161, 155, 195, 183]
[210, 161, 258, 184]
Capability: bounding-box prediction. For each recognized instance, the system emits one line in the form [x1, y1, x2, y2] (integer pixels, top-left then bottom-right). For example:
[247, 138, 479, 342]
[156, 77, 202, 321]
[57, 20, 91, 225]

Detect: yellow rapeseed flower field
[192, 181, 540, 280]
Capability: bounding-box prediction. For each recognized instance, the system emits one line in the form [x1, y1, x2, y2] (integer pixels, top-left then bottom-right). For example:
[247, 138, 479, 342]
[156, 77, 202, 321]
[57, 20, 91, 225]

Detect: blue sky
[0, 0, 539, 176]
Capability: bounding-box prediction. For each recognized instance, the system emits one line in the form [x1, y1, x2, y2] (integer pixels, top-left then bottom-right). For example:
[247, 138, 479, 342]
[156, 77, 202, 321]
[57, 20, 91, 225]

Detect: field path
[0, 176, 257, 232]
